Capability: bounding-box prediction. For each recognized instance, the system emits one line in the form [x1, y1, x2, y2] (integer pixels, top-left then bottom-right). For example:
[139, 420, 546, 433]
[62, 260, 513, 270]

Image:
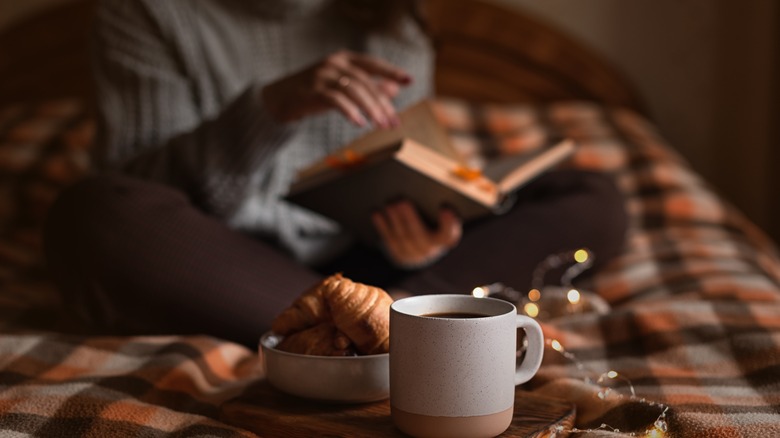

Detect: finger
[321, 89, 367, 127]
[434, 209, 463, 249]
[372, 211, 404, 260]
[325, 51, 403, 126]
[349, 53, 412, 85]
[384, 203, 425, 262]
[335, 72, 392, 128]
[342, 67, 400, 126]
[384, 203, 411, 241]
[344, 68, 399, 127]
[396, 201, 435, 255]
[375, 79, 401, 99]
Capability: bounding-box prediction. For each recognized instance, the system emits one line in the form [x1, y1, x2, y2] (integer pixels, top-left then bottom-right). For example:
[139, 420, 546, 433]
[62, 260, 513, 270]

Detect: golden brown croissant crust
[275, 322, 357, 357]
[271, 273, 392, 356]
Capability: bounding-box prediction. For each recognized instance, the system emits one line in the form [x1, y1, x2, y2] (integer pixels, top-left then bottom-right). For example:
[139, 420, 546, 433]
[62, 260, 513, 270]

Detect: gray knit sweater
[92, 0, 433, 265]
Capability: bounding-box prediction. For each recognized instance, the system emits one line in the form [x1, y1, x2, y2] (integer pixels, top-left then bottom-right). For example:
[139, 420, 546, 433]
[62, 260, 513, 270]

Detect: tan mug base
[391, 405, 513, 438]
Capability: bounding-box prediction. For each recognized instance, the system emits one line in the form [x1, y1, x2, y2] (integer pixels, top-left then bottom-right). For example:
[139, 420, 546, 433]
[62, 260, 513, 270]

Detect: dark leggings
[44, 170, 627, 346]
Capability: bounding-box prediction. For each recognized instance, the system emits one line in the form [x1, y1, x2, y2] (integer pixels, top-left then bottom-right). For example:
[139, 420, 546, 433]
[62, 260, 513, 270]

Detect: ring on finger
[337, 75, 351, 88]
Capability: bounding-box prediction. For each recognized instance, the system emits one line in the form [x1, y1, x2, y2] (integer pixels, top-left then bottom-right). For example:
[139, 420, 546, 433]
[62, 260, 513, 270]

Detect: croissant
[326, 275, 392, 355]
[275, 322, 356, 356]
[271, 278, 331, 335]
[271, 273, 392, 355]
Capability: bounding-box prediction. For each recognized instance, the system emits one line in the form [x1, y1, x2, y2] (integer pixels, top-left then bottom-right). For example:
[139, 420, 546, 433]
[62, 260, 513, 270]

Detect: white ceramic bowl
[259, 331, 390, 403]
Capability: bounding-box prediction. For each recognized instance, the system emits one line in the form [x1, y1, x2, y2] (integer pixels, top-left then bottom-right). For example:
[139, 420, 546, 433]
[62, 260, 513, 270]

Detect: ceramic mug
[390, 294, 544, 438]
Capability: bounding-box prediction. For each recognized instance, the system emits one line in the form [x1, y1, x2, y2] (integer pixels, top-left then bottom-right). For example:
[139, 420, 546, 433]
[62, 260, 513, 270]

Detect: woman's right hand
[261, 50, 412, 129]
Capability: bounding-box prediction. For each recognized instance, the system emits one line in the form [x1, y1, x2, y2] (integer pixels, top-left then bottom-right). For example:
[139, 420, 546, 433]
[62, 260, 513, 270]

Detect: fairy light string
[472, 248, 670, 437]
[547, 337, 669, 437]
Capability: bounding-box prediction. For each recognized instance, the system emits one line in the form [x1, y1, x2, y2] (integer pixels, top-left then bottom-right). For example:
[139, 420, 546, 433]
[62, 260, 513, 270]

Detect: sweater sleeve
[92, 0, 294, 217]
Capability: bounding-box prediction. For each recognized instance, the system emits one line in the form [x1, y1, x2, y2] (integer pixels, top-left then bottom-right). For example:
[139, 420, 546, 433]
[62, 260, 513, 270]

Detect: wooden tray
[220, 380, 575, 437]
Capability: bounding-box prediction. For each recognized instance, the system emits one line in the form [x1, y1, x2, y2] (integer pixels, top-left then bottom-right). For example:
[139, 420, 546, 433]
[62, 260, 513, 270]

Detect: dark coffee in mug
[422, 312, 487, 319]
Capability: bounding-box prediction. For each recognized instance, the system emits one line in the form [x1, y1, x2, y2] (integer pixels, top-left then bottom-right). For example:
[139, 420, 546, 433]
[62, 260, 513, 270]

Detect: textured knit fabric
[92, 0, 433, 265]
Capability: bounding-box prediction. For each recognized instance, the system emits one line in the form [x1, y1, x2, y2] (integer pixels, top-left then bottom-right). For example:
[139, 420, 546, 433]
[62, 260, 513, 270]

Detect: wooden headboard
[427, 0, 644, 111]
[0, 0, 644, 112]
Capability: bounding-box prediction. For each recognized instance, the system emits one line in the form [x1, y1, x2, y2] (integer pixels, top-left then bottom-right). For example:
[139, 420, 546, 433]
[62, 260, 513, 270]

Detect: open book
[286, 100, 576, 242]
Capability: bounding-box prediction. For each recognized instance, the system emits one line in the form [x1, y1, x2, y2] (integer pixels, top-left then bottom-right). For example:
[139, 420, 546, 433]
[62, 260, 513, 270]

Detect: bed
[1, 0, 779, 436]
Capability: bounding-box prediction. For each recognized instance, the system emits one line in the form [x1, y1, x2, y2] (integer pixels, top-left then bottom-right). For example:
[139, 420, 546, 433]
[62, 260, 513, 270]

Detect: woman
[44, 0, 627, 346]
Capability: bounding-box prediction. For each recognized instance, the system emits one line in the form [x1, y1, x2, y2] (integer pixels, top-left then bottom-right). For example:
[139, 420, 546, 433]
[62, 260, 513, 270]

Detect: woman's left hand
[371, 200, 462, 269]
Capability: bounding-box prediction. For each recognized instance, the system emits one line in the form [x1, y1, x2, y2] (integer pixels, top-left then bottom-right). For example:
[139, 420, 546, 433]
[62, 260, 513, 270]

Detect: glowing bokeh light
[645, 428, 666, 438]
[472, 287, 487, 298]
[574, 249, 589, 263]
[567, 289, 581, 304]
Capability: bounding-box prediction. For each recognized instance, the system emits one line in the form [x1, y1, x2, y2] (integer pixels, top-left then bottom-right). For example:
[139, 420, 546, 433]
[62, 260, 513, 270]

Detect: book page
[340, 100, 460, 159]
[495, 139, 576, 194]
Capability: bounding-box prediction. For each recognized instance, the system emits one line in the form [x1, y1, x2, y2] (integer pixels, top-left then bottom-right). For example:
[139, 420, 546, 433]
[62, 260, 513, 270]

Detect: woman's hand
[261, 50, 412, 128]
[371, 201, 462, 269]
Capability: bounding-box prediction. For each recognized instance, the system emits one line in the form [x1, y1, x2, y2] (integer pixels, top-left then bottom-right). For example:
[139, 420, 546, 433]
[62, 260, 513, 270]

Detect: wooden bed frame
[427, 0, 644, 110]
[0, 0, 645, 112]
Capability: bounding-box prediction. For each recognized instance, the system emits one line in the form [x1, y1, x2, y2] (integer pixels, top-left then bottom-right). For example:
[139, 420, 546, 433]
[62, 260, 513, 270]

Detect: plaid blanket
[1, 98, 779, 437]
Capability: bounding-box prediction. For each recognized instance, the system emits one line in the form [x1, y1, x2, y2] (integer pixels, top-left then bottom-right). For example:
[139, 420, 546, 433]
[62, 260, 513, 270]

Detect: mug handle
[514, 315, 545, 385]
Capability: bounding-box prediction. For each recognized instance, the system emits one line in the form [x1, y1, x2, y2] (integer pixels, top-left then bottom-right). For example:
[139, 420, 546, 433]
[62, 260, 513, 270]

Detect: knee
[524, 169, 629, 264]
[45, 174, 128, 245]
[43, 173, 188, 261]
[46, 173, 184, 231]
[565, 171, 629, 265]
[575, 171, 628, 229]
[45, 175, 110, 248]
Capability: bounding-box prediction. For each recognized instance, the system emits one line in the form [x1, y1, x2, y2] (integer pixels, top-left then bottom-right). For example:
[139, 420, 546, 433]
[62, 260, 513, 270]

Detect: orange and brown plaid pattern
[435, 98, 780, 437]
[0, 334, 257, 437]
[1, 98, 780, 437]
